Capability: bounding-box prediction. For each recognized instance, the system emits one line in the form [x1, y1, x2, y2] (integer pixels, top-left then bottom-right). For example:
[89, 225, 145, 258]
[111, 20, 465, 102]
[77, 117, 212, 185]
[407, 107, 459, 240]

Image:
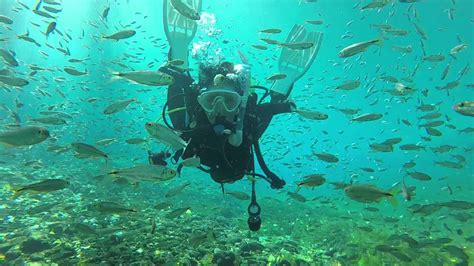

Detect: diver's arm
[258, 101, 296, 117]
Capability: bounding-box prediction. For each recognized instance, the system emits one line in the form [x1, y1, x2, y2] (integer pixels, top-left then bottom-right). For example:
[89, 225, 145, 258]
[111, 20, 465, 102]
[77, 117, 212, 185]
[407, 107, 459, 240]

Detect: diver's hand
[270, 177, 286, 189]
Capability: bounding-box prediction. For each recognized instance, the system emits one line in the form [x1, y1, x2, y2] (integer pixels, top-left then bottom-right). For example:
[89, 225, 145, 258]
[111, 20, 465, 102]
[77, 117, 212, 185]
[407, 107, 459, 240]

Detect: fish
[411, 203, 443, 216]
[64, 67, 87, 76]
[45, 22, 56, 38]
[68, 223, 97, 235]
[434, 161, 463, 169]
[259, 28, 282, 34]
[369, 143, 393, 152]
[18, 31, 41, 47]
[154, 201, 172, 210]
[279, 42, 314, 50]
[287, 191, 307, 202]
[96, 138, 116, 146]
[399, 144, 424, 151]
[0, 75, 28, 87]
[251, 45, 268, 50]
[336, 80, 360, 90]
[43, 6, 62, 13]
[165, 207, 191, 219]
[125, 138, 147, 144]
[329, 182, 350, 190]
[344, 184, 398, 206]
[266, 73, 287, 81]
[0, 49, 19, 67]
[260, 38, 280, 45]
[313, 152, 339, 163]
[108, 165, 176, 182]
[361, 0, 391, 10]
[71, 143, 108, 160]
[12, 179, 69, 198]
[401, 177, 412, 201]
[305, 20, 323, 25]
[296, 174, 326, 191]
[392, 45, 413, 53]
[112, 70, 174, 86]
[170, 0, 200, 20]
[0, 126, 49, 148]
[103, 30, 136, 41]
[145, 122, 188, 151]
[165, 182, 191, 198]
[381, 138, 402, 146]
[30, 116, 67, 125]
[295, 109, 328, 120]
[91, 201, 136, 214]
[103, 98, 136, 115]
[0, 15, 13, 24]
[422, 54, 445, 62]
[33, 10, 56, 19]
[188, 230, 216, 246]
[453, 101, 474, 117]
[425, 127, 442, 137]
[339, 38, 382, 58]
[450, 43, 467, 56]
[226, 191, 250, 200]
[102, 6, 110, 21]
[351, 113, 383, 122]
[407, 171, 432, 181]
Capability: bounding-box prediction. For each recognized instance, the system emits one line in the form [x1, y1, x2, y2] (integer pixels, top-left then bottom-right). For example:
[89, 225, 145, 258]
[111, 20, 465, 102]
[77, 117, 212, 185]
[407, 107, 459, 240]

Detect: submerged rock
[212, 251, 237, 266]
[240, 241, 265, 253]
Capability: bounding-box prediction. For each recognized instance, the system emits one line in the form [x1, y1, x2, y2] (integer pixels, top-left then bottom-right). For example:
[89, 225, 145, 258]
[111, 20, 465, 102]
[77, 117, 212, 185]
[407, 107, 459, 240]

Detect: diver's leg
[163, 0, 202, 68]
[270, 25, 323, 103]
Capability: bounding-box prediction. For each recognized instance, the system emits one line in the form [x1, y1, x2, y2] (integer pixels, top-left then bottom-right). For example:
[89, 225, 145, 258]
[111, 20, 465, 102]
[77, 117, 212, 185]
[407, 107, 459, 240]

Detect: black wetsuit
[160, 66, 293, 188]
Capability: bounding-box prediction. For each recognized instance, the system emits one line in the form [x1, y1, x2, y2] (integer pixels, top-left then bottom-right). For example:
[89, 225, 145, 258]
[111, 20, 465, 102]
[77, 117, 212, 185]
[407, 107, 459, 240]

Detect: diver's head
[197, 61, 248, 125]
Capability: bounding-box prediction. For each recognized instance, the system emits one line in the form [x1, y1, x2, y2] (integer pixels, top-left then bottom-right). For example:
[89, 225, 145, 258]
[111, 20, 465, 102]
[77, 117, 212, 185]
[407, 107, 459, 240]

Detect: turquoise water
[0, 0, 473, 265]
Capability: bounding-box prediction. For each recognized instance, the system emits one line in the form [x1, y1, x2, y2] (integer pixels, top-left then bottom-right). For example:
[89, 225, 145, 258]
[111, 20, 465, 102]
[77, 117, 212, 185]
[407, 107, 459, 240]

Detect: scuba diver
[157, 0, 323, 231]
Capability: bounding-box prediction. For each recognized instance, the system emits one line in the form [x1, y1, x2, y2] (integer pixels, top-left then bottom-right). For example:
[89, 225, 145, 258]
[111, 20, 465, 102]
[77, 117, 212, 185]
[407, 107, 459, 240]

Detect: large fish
[12, 179, 69, 198]
[344, 184, 398, 206]
[71, 143, 108, 161]
[339, 38, 383, 58]
[0, 126, 50, 148]
[170, 0, 200, 20]
[453, 101, 474, 117]
[0, 49, 18, 67]
[103, 99, 136, 115]
[145, 122, 188, 151]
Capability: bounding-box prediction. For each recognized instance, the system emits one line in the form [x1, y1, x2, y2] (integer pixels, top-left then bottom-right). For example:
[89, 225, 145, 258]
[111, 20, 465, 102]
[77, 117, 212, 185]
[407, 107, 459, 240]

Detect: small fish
[64, 67, 87, 76]
[401, 177, 412, 201]
[103, 30, 136, 41]
[102, 6, 110, 21]
[71, 142, 108, 160]
[45, 22, 56, 38]
[392, 45, 413, 53]
[103, 98, 136, 115]
[336, 80, 360, 90]
[351, 113, 383, 122]
[0, 126, 49, 148]
[344, 184, 398, 206]
[125, 138, 147, 144]
[407, 171, 432, 181]
[287, 191, 307, 202]
[12, 179, 69, 198]
[30, 116, 66, 125]
[113, 70, 174, 86]
[295, 109, 328, 120]
[423, 54, 445, 62]
[260, 38, 279, 45]
[425, 127, 442, 137]
[314, 152, 339, 163]
[165, 207, 191, 219]
[296, 174, 326, 191]
[450, 44, 467, 56]
[279, 42, 314, 50]
[96, 138, 116, 146]
[259, 28, 282, 34]
[453, 101, 474, 117]
[226, 191, 250, 200]
[0, 48, 19, 67]
[0, 15, 13, 24]
[251, 44, 268, 50]
[170, 0, 200, 20]
[400, 144, 425, 151]
[339, 38, 382, 58]
[91, 201, 136, 214]
[165, 182, 191, 198]
[109, 165, 176, 182]
[305, 20, 323, 25]
[33, 10, 56, 19]
[266, 73, 287, 81]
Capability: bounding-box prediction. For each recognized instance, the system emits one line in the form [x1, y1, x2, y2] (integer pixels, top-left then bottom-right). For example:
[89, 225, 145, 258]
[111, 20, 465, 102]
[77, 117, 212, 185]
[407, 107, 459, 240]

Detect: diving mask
[197, 89, 242, 113]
